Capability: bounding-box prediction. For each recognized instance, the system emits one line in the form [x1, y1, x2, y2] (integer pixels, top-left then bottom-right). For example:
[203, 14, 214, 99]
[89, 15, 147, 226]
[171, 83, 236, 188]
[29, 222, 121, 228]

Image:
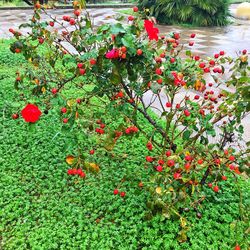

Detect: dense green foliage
[139, 0, 230, 26]
[0, 39, 249, 249]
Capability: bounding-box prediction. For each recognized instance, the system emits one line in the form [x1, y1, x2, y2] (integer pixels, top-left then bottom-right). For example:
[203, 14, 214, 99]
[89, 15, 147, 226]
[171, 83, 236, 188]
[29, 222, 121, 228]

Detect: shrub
[139, 0, 230, 26]
[8, 1, 249, 243]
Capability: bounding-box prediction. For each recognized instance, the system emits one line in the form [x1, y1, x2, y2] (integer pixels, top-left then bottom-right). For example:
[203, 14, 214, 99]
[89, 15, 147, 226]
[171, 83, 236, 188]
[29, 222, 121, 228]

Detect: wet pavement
[0, 7, 250, 56]
[0, 7, 249, 148]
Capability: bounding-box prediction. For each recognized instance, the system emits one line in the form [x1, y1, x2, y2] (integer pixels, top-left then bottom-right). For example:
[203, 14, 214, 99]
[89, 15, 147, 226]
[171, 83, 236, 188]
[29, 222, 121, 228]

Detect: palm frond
[139, 0, 230, 27]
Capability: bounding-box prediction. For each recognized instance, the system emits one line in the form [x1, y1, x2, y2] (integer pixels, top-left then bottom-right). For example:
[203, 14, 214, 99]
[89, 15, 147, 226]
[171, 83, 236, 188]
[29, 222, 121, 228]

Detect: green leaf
[185, 50, 191, 57]
[97, 24, 110, 33]
[19, 23, 32, 29]
[121, 34, 135, 49]
[110, 23, 126, 34]
[150, 82, 162, 94]
[239, 76, 250, 83]
[183, 130, 191, 140]
[110, 66, 122, 85]
[28, 122, 36, 132]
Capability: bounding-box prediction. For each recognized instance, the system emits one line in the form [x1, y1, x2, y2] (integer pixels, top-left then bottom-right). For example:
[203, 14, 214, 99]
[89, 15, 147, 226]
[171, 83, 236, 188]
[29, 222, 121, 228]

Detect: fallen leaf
[66, 155, 75, 165]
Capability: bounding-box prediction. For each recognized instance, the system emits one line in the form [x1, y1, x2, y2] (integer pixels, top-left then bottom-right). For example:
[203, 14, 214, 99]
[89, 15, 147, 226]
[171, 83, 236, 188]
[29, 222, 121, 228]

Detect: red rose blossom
[144, 20, 159, 41]
[105, 49, 119, 59]
[21, 104, 42, 123]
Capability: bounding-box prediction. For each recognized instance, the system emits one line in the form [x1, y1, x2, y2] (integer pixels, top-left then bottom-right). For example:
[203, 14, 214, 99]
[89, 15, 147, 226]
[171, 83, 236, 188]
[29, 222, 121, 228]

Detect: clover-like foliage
[9, 1, 249, 234]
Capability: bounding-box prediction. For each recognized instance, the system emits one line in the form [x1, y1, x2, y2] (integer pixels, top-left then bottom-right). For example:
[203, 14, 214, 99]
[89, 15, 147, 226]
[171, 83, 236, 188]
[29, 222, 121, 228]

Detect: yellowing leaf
[194, 79, 205, 92]
[85, 162, 100, 173]
[66, 155, 75, 165]
[192, 184, 195, 194]
[103, 132, 118, 151]
[34, 78, 39, 85]
[67, 99, 75, 107]
[155, 187, 162, 194]
[177, 72, 184, 79]
[180, 217, 187, 228]
[162, 208, 170, 219]
[89, 163, 100, 172]
[78, 0, 86, 9]
[177, 229, 188, 243]
[240, 55, 248, 63]
[41, 87, 46, 93]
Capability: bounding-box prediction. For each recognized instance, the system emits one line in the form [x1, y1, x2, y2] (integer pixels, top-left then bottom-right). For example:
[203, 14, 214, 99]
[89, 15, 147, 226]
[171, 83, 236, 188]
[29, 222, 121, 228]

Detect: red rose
[144, 20, 159, 41]
[105, 49, 119, 59]
[21, 104, 42, 123]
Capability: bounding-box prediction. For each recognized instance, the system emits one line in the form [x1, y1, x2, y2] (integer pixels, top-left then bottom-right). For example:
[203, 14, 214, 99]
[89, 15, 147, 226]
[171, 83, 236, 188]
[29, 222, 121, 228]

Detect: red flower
[113, 189, 119, 195]
[77, 169, 83, 175]
[173, 172, 182, 180]
[21, 104, 42, 123]
[144, 20, 159, 41]
[120, 191, 126, 197]
[167, 160, 175, 167]
[79, 172, 86, 178]
[105, 49, 119, 59]
[67, 169, 73, 175]
[146, 141, 153, 151]
[156, 165, 163, 172]
[146, 156, 153, 162]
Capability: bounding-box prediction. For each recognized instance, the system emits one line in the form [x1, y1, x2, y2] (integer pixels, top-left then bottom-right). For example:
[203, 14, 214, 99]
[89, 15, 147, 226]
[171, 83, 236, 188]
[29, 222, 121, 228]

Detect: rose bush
[9, 1, 249, 239]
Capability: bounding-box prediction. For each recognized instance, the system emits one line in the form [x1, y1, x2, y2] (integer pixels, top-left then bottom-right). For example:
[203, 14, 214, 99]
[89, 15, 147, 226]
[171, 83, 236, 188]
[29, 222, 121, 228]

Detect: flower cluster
[125, 126, 139, 135]
[105, 49, 120, 59]
[113, 189, 126, 197]
[95, 119, 105, 134]
[67, 168, 86, 178]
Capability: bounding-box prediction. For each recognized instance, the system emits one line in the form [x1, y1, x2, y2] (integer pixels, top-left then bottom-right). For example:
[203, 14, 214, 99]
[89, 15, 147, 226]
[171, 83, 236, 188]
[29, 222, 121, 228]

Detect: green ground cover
[0, 39, 249, 249]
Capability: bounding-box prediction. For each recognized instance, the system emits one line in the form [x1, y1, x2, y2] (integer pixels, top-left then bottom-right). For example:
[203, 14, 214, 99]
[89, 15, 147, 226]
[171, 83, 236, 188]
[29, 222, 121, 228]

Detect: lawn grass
[0, 39, 249, 249]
